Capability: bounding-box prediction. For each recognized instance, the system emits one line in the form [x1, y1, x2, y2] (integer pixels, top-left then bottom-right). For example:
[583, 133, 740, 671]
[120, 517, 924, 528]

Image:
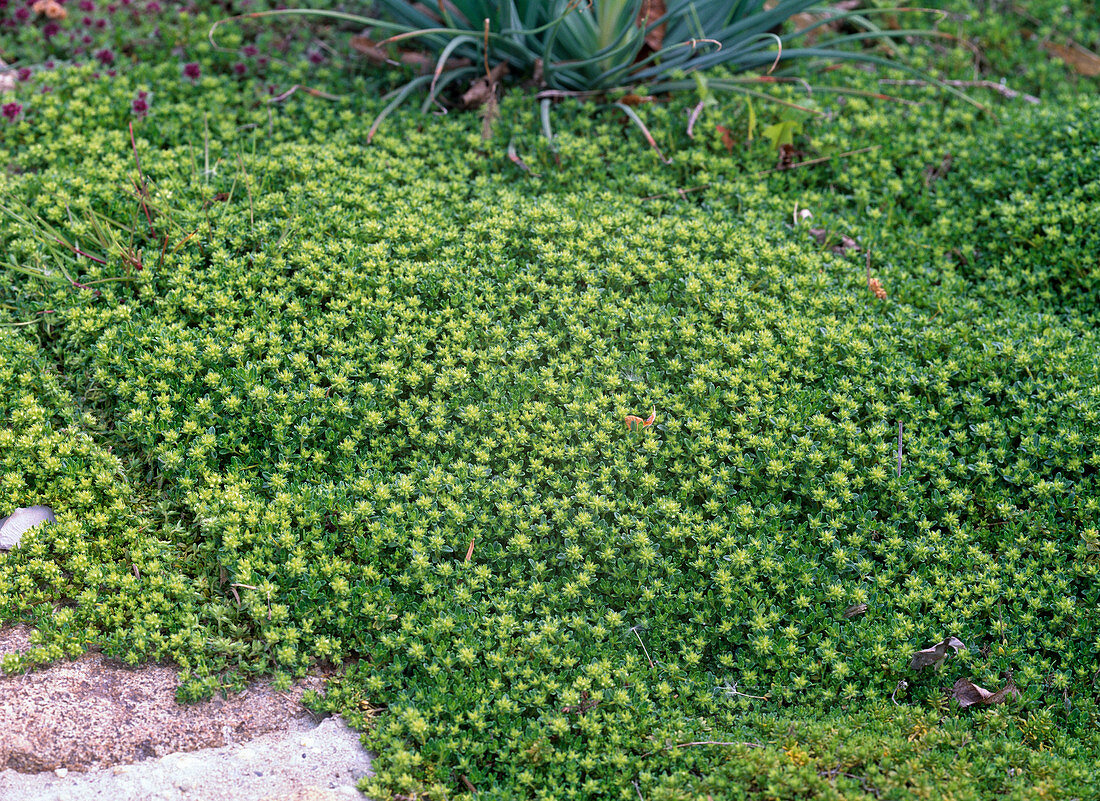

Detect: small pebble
[53, 768, 68, 778]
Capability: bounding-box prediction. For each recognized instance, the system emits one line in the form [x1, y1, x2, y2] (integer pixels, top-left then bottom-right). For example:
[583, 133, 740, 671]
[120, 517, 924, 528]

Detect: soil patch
[1, 624, 333, 773]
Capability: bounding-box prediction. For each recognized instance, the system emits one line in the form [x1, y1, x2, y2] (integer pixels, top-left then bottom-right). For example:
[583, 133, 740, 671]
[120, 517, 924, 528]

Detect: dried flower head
[868, 277, 887, 299]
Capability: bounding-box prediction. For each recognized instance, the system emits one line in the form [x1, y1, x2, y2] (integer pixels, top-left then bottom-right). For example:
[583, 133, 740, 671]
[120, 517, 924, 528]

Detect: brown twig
[506, 140, 538, 175]
[465, 537, 475, 562]
[129, 121, 156, 236]
[753, 145, 880, 177]
[686, 100, 706, 139]
[640, 185, 709, 201]
[878, 78, 1039, 104]
[59, 240, 108, 265]
[266, 84, 345, 103]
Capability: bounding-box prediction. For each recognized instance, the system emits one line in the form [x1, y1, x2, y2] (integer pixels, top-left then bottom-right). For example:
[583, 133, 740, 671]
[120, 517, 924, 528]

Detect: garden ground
[2, 2, 1100, 799]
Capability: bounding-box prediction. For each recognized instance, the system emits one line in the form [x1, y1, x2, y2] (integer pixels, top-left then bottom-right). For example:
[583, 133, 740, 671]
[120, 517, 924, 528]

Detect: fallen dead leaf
[461, 61, 508, 109]
[1041, 39, 1100, 77]
[922, 153, 953, 189]
[910, 636, 967, 671]
[638, 0, 667, 52]
[787, 0, 861, 46]
[808, 228, 860, 255]
[950, 676, 1020, 708]
[625, 407, 657, 431]
[350, 34, 471, 74]
[715, 124, 735, 153]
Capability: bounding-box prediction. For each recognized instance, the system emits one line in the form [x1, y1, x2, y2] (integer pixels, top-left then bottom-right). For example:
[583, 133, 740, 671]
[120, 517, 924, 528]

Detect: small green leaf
[762, 119, 802, 151]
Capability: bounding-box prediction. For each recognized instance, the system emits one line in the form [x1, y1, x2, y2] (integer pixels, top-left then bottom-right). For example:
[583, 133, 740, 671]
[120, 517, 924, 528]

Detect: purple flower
[241, 44, 258, 57]
[42, 21, 58, 36]
[78, 0, 94, 10]
[94, 47, 114, 65]
[2, 102, 23, 121]
[81, 14, 92, 25]
[93, 16, 103, 27]
[17, 66, 33, 81]
[182, 61, 200, 81]
[15, 6, 29, 20]
[307, 49, 324, 65]
[232, 61, 246, 76]
[131, 89, 149, 118]
[144, 0, 159, 11]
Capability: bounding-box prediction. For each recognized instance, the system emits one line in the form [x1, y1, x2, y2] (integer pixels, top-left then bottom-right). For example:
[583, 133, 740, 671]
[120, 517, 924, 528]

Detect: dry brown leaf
[638, 0, 667, 52]
[715, 124, 735, 153]
[922, 153, 953, 189]
[1041, 39, 1100, 77]
[842, 603, 868, 619]
[410, 1, 444, 24]
[786, 1, 860, 46]
[951, 676, 1019, 709]
[910, 636, 967, 671]
[831, 235, 859, 255]
[809, 228, 859, 254]
[349, 34, 391, 65]
[461, 61, 508, 109]
[625, 407, 657, 431]
[350, 35, 470, 74]
[619, 93, 656, 106]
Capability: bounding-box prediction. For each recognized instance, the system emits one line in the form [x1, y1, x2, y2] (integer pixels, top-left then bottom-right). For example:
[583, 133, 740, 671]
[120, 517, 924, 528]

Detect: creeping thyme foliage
[0, 330, 202, 672]
[1, 38, 1099, 801]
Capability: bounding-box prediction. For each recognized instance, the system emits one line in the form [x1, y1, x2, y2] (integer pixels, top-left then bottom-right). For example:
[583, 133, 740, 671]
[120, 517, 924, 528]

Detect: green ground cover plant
[2, 3, 1099, 799]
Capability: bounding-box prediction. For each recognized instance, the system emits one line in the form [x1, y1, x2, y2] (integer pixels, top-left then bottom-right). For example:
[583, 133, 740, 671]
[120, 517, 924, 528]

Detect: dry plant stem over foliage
[209, 0, 984, 142]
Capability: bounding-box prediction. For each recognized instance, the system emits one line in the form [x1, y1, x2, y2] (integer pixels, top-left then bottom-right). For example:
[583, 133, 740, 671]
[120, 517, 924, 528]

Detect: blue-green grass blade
[367, 74, 435, 144]
[540, 97, 555, 148]
[427, 35, 480, 103]
[612, 102, 672, 164]
[421, 67, 479, 113]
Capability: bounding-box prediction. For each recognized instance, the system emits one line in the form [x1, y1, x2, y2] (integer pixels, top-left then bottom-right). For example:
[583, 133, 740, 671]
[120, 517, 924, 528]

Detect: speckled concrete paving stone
[0, 716, 373, 801]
